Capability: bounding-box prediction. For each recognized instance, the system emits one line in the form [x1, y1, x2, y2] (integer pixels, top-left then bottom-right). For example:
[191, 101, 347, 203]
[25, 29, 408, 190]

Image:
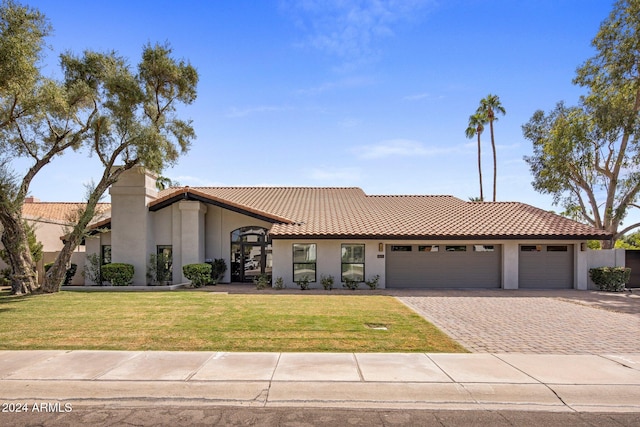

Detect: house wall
[272, 239, 385, 289]
[273, 238, 592, 290]
[25, 219, 70, 253]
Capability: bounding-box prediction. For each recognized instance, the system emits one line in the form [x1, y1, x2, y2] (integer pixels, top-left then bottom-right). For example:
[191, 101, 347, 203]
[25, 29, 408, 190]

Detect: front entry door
[231, 227, 272, 282]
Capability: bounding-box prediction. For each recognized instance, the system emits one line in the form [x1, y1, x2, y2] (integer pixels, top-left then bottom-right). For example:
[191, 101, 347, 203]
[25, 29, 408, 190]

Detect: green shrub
[182, 263, 212, 288]
[342, 277, 360, 290]
[254, 274, 270, 290]
[589, 267, 631, 292]
[320, 274, 334, 290]
[102, 263, 134, 286]
[207, 258, 227, 284]
[273, 277, 284, 289]
[85, 253, 103, 285]
[365, 274, 380, 290]
[295, 275, 311, 290]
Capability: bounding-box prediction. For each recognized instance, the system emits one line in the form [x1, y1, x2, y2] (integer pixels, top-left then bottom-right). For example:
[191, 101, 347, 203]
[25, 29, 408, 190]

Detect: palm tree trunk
[490, 121, 497, 202]
[477, 133, 484, 201]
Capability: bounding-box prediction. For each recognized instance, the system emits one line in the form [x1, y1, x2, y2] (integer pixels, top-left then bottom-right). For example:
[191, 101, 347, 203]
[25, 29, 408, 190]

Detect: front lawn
[0, 291, 466, 352]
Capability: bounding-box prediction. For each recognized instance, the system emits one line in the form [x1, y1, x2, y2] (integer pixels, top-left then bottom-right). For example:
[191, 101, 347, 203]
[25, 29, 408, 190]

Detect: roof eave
[269, 233, 613, 240]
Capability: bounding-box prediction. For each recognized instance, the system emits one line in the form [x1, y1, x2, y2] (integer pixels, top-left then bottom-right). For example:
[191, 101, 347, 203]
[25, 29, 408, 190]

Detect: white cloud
[354, 139, 459, 159]
[282, 0, 432, 64]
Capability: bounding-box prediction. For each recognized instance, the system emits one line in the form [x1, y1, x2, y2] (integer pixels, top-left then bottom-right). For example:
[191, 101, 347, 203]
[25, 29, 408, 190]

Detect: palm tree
[156, 176, 181, 191]
[477, 94, 506, 201]
[465, 112, 487, 202]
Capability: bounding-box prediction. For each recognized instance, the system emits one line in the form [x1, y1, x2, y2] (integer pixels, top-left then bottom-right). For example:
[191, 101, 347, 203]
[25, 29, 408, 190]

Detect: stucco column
[109, 167, 158, 285]
[575, 242, 588, 290]
[178, 201, 207, 283]
[502, 242, 519, 289]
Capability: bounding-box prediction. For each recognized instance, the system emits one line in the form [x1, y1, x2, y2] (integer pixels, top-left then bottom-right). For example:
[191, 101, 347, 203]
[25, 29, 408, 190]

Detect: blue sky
[18, 0, 612, 212]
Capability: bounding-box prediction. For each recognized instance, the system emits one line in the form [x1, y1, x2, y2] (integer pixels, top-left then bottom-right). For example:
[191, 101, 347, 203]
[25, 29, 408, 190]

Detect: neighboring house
[0, 198, 110, 285]
[84, 167, 612, 289]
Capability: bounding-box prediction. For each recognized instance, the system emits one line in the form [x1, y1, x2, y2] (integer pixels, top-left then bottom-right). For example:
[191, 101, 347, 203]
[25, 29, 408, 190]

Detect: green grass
[0, 291, 466, 352]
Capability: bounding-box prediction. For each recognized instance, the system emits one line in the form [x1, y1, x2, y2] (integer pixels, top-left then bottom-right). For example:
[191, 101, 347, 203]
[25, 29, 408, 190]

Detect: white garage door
[385, 244, 501, 288]
[518, 244, 574, 289]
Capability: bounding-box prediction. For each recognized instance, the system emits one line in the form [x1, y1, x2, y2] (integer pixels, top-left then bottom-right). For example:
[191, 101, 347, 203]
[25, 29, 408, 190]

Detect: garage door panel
[519, 245, 573, 289]
[386, 245, 501, 288]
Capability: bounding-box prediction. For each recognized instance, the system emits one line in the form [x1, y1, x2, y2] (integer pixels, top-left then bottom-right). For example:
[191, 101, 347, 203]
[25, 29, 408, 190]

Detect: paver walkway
[399, 294, 640, 353]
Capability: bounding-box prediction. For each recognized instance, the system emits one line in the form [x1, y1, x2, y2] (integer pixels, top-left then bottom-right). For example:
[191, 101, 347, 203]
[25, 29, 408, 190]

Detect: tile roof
[22, 202, 111, 225]
[150, 187, 610, 240]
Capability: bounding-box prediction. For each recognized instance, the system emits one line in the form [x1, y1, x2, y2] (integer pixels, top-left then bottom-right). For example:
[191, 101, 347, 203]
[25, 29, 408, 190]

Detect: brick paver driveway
[397, 290, 640, 354]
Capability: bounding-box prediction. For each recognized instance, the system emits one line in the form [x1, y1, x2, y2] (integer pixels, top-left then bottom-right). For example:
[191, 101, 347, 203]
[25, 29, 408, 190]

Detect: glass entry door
[231, 227, 271, 282]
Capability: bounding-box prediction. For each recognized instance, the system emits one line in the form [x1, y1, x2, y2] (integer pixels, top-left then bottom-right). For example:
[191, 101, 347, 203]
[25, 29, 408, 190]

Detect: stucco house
[81, 167, 613, 290]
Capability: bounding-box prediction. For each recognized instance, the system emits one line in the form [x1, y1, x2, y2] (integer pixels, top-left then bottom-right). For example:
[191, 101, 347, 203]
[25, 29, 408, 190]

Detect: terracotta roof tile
[151, 187, 609, 240]
[22, 202, 111, 225]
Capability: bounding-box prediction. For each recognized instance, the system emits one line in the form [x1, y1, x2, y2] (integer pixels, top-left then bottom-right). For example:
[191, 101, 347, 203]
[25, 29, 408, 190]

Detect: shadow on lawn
[0, 289, 32, 312]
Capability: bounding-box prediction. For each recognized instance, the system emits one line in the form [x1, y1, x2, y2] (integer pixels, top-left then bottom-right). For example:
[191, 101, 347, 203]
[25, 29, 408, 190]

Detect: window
[391, 245, 412, 252]
[547, 245, 568, 252]
[418, 245, 439, 252]
[446, 245, 467, 252]
[342, 244, 365, 282]
[521, 245, 542, 252]
[101, 245, 111, 265]
[231, 226, 267, 243]
[293, 244, 316, 282]
[473, 245, 495, 252]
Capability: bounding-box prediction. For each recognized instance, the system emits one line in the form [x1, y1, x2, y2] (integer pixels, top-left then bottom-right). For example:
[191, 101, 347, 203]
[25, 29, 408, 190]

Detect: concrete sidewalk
[1, 351, 639, 413]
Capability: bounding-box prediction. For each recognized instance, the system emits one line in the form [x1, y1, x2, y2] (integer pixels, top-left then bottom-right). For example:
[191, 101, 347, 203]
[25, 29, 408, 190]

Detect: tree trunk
[601, 238, 614, 250]
[477, 132, 484, 201]
[41, 242, 74, 293]
[490, 121, 497, 202]
[0, 212, 38, 295]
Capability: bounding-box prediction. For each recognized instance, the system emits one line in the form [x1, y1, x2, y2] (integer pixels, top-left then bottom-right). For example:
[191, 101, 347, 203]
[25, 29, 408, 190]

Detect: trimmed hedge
[102, 263, 134, 286]
[589, 267, 631, 292]
[183, 263, 212, 288]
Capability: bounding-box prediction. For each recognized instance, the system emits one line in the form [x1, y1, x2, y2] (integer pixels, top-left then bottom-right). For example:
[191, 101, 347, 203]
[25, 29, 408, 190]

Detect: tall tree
[465, 112, 487, 201]
[0, 0, 55, 294]
[477, 94, 506, 202]
[0, 1, 198, 294]
[40, 45, 197, 293]
[523, 0, 640, 248]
